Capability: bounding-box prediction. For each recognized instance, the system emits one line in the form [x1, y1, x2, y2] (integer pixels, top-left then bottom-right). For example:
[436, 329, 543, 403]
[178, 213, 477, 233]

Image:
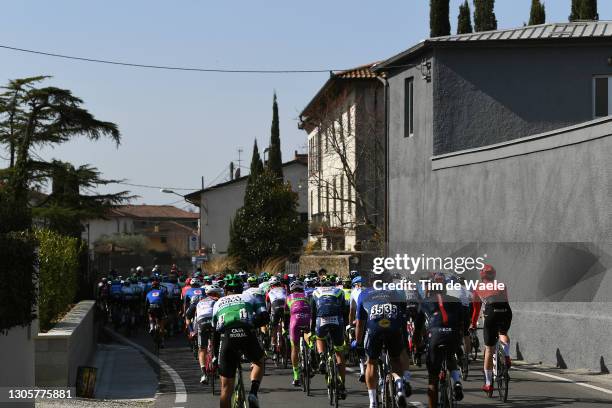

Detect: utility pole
[237, 147, 243, 169]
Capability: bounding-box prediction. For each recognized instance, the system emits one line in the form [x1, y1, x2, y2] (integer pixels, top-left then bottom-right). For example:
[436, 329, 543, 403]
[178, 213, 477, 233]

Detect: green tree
[474, 0, 497, 32]
[569, 0, 581, 21]
[248, 139, 264, 183]
[228, 169, 306, 268]
[267, 93, 283, 179]
[580, 0, 598, 20]
[0, 76, 120, 231]
[457, 0, 474, 34]
[32, 161, 131, 238]
[430, 0, 451, 37]
[529, 0, 546, 25]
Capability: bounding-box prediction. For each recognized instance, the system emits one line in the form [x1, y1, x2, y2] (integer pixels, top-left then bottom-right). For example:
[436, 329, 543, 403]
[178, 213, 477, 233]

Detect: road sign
[191, 255, 208, 264]
[189, 235, 198, 252]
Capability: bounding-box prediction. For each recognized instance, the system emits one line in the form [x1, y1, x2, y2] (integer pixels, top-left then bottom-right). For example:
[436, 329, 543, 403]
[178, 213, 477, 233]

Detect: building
[184, 153, 308, 256]
[84, 204, 199, 268]
[374, 21, 612, 370]
[299, 63, 385, 253]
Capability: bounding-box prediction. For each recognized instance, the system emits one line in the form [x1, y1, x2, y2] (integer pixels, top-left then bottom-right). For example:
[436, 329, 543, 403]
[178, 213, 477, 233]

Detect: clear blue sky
[0, 0, 607, 208]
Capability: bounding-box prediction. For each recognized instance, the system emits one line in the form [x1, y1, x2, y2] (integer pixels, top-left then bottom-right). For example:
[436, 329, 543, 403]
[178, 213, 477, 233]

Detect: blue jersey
[305, 287, 315, 299]
[146, 289, 165, 305]
[110, 282, 123, 296]
[311, 287, 346, 319]
[357, 287, 407, 331]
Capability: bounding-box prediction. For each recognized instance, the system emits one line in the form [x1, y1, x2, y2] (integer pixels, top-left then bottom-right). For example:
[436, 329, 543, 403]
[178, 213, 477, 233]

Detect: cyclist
[266, 276, 288, 356]
[348, 275, 366, 382]
[183, 278, 204, 314]
[354, 276, 412, 408]
[213, 277, 265, 408]
[181, 277, 192, 300]
[470, 264, 512, 395]
[422, 273, 464, 408]
[186, 284, 223, 385]
[287, 280, 312, 387]
[303, 277, 316, 299]
[246, 274, 258, 289]
[310, 276, 348, 400]
[145, 279, 166, 343]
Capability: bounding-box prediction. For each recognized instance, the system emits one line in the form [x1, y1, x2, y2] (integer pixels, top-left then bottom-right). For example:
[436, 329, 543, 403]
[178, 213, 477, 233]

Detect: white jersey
[196, 297, 216, 322]
[267, 286, 287, 303]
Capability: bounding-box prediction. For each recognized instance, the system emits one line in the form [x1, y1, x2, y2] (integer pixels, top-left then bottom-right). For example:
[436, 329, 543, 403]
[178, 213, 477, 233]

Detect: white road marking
[105, 328, 188, 404]
[513, 367, 612, 396]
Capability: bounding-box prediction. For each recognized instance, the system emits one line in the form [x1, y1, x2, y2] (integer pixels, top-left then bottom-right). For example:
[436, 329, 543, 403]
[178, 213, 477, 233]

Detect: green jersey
[212, 294, 256, 332]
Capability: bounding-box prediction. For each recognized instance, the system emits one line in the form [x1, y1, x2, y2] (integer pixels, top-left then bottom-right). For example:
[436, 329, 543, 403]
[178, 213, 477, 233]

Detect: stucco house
[185, 154, 308, 256]
[374, 21, 612, 370]
[299, 63, 385, 253]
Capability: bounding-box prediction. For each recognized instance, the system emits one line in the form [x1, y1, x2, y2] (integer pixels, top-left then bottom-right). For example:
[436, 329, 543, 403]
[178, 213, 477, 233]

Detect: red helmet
[480, 264, 496, 281]
[185, 277, 192, 285]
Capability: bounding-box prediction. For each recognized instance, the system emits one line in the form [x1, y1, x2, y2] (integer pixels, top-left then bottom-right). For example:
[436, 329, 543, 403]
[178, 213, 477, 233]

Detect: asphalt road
[119, 328, 612, 408]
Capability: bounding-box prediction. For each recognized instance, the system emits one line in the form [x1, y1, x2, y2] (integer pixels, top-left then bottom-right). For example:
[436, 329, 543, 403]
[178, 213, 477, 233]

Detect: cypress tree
[529, 0, 546, 25]
[457, 0, 473, 34]
[580, 0, 599, 20]
[569, 0, 581, 21]
[249, 139, 264, 180]
[474, 0, 497, 32]
[267, 92, 283, 179]
[430, 0, 451, 37]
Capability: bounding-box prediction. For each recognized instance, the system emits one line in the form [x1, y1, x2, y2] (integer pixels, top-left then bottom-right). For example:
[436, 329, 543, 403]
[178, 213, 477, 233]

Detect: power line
[0, 44, 338, 74]
[114, 181, 198, 191]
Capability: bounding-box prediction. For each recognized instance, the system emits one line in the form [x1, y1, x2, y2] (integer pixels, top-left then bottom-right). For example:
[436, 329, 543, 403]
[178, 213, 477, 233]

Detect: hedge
[0, 231, 37, 334]
[35, 229, 82, 332]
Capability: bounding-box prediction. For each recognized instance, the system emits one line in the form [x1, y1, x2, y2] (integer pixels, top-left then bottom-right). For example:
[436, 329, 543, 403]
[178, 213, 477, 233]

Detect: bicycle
[406, 318, 422, 367]
[468, 328, 480, 361]
[298, 329, 311, 396]
[323, 333, 341, 408]
[492, 340, 510, 402]
[274, 326, 290, 369]
[460, 345, 469, 381]
[376, 345, 397, 408]
[436, 345, 457, 408]
[151, 320, 163, 356]
[204, 333, 217, 395]
[231, 363, 247, 408]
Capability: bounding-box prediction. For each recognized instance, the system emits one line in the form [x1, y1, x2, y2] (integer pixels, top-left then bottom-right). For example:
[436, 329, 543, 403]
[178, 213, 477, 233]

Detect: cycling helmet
[151, 280, 160, 289]
[308, 270, 318, 278]
[320, 276, 332, 287]
[480, 264, 496, 281]
[349, 270, 359, 279]
[136, 266, 144, 273]
[169, 274, 178, 284]
[225, 279, 242, 293]
[247, 275, 258, 286]
[342, 277, 351, 289]
[205, 284, 224, 298]
[269, 276, 281, 286]
[191, 278, 202, 288]
[351, 276, 362, 286]
[190, 294, 202, 305]
[304, 277, 316, 287]
[203, 275, 213, 285]
[185, 277, 192, 286]
[289, 280, 305, 292]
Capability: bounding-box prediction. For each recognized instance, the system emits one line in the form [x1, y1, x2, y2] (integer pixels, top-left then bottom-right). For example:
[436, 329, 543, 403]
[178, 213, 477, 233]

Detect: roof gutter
[376, 74, 389, 257]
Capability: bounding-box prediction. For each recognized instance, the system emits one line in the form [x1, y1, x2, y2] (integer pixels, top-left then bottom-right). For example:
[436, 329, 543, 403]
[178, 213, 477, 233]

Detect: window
[594, 76, 612, 117]
[404, 77, 414, 137]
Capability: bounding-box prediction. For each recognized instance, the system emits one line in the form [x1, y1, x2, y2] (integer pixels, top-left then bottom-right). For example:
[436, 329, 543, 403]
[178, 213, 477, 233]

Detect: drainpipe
[376, 75, 389, 258]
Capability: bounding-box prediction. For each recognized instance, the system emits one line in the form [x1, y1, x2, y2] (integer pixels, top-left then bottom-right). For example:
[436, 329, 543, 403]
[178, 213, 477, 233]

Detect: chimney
[230, 162, 235, 180]
[235, 168, 241, 178]
[294, 150, 298, 159]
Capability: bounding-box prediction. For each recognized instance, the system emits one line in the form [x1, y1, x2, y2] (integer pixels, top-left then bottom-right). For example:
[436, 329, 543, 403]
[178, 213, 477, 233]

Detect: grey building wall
[386, 44, 612, 369]
[201, 162, 307, 255]
[433, 44, 612, 154]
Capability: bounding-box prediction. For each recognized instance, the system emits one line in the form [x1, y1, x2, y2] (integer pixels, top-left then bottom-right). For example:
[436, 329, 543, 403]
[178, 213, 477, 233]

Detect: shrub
[0, 231, 37, 334]
[35, 229, 82, 332]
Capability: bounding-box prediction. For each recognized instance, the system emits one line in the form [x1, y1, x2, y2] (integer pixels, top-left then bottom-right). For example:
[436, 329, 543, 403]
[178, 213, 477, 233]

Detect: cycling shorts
[289, 313, 311, 344]
[148, 304, 164, 319]
[364, 327, 404, 360]
[426, 328, 459, 378]
[315, 316, 344, 350]
[218, 326, 264, 378]
[270, 306, 287, 327]
[197, 321, 213, 349]
[483, 303, 512, 347]
[462, 306, 471, 334]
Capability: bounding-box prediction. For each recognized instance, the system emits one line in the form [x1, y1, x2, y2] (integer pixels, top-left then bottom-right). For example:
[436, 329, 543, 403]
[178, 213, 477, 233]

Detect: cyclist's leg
[425, 336, 442, 408]
[218, 332, 238, 408]
[482, 310, 498, 388]
[498, 307, 513, 365]
[242, 327, 265, 404]
[331, 324, 346, 384]
[364, 327, 382, 408]
[197, 324, 209, 380]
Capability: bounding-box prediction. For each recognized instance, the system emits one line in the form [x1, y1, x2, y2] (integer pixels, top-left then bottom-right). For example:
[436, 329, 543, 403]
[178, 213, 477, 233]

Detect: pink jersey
[287, 292, 311, 343]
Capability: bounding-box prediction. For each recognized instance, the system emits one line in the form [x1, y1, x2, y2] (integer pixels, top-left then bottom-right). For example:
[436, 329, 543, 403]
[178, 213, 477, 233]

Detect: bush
[0, 231, 37, 334]
[35, 229, 82, 332]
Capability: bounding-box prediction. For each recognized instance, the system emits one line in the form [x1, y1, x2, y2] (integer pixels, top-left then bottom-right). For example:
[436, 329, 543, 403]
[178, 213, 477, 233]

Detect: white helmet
[269, 276, 280, 286]
[136, 266, 144, 273]
[205, 284, 224, 297]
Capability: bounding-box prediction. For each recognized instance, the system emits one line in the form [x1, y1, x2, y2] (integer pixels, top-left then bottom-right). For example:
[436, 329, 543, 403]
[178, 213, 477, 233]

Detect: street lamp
[160, 188, 183, 198]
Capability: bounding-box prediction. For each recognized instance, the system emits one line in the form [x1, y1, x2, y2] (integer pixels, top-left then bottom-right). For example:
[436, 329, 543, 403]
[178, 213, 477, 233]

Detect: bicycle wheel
[461, 353, 469, 381]
[471, 334, 479, 361]
[496, 345, 509, 402]
[232, 367, 246, 408]
[332, 352, 339, 408]
[384, 373, 395, 408]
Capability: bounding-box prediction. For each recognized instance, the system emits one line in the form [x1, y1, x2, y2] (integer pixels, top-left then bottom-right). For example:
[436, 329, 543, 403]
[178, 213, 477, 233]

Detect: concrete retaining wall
[35, 300, 96, 387]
